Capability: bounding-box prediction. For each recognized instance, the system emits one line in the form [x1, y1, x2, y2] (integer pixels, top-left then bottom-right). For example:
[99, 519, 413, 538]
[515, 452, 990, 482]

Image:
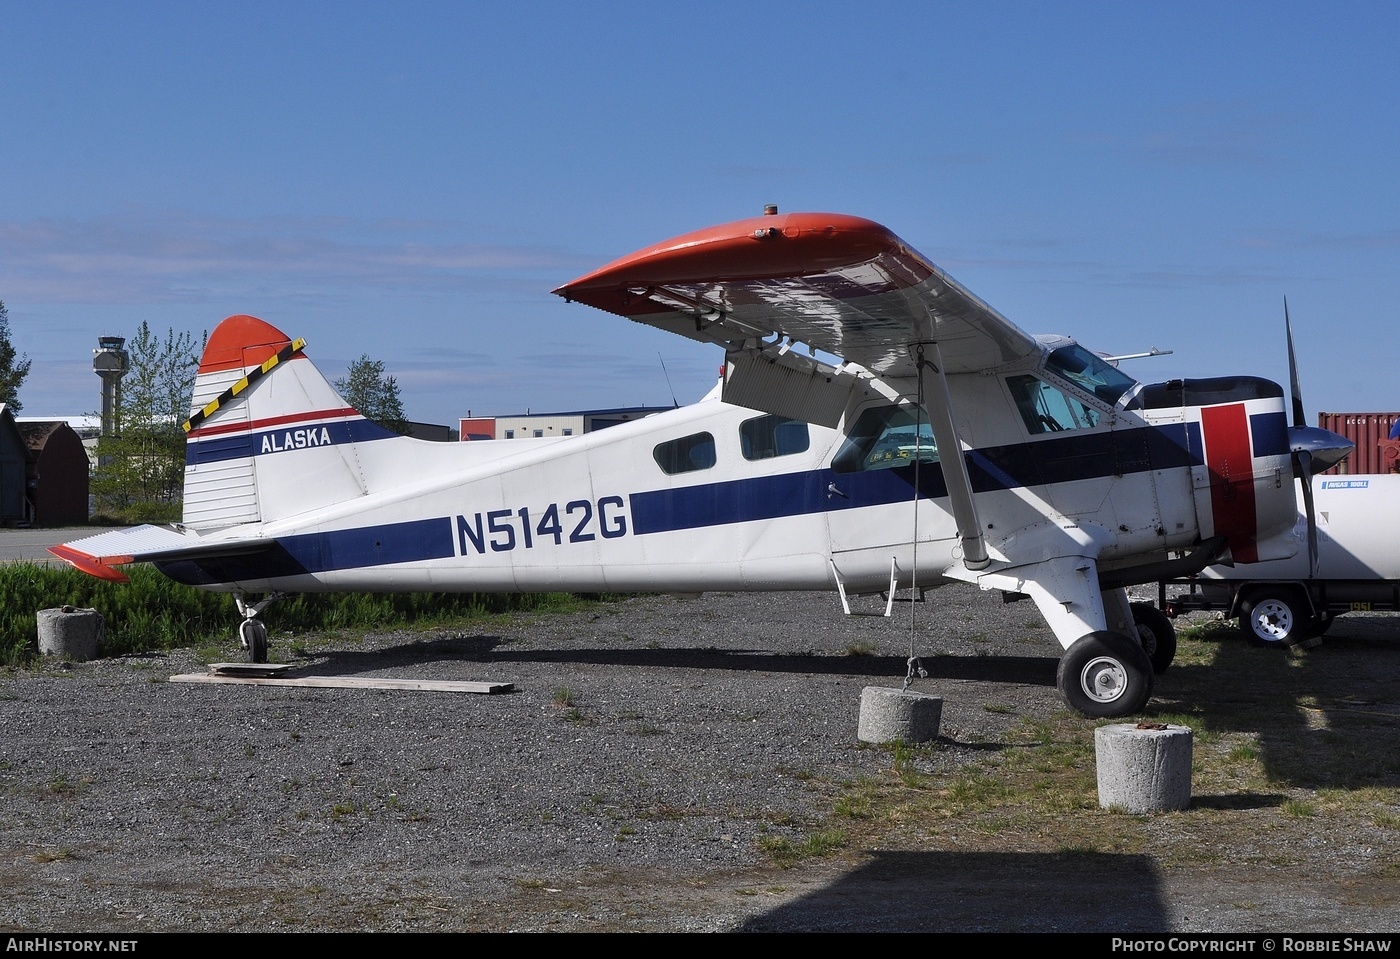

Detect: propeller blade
[1297, 450, 1318, 577]
[1285, 297, 1306, 428]
[1282, 300, 1351, 574]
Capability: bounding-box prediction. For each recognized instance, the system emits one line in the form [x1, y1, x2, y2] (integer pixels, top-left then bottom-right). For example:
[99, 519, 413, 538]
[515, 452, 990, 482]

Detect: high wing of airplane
[51, 209, 1353, 717]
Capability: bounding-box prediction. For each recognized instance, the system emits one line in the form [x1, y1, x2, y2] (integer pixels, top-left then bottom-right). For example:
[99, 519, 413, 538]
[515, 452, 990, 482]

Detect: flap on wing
[722, 349, 862, 429]
[555, 211, 1040, 378]
[49, 525, 271, 583]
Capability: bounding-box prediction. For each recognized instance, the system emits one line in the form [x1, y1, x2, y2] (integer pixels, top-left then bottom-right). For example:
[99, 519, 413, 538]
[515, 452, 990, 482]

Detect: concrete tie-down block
[37, 606, 105, 662]
[1095, 723, 1193, 813]
[858, 686, 943, 744]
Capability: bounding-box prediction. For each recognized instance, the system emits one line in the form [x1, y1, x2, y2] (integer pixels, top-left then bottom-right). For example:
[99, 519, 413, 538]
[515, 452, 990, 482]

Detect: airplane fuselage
[160, 351, 1299, 645]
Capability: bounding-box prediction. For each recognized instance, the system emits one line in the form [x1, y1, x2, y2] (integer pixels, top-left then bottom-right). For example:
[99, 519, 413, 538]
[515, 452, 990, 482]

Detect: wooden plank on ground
[168, 672, 513, 694]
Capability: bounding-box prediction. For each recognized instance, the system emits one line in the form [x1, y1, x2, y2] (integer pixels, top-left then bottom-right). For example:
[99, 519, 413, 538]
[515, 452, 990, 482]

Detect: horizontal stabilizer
[49, 525, 270, 582]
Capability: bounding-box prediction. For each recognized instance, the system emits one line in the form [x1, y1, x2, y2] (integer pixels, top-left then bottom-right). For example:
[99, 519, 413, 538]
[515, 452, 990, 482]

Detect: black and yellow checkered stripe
[182, 337, 307, 433]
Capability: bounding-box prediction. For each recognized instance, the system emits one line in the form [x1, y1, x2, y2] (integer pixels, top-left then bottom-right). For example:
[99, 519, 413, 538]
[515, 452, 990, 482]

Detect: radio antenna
[659, 353, 679, 408]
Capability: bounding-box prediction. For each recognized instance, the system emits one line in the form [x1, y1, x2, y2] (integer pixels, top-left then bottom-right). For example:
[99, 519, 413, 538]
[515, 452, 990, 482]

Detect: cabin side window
[832, 406, 938, 474]
[739, 414, 810, 461]
[653, 432, 717, 475]
[1007, 374, 1101, 434]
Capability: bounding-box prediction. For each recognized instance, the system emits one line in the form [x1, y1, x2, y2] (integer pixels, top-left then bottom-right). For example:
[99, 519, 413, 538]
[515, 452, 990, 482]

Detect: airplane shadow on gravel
[1152, 615, 1400, 792]
[298, 634, 1060, 688]
[737, 849, 1170, 932]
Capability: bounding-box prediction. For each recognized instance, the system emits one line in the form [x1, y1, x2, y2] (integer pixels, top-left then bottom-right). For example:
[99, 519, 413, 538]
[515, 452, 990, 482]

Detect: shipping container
[1317, 412, 1400, 474]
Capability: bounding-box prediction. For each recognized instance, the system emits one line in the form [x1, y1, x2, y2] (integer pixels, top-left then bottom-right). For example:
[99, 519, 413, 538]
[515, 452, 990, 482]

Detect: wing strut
[914, 343, 989, 571]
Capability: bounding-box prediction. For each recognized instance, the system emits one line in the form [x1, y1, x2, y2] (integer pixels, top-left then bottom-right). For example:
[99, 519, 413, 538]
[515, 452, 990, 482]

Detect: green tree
[91, 322, 202, 521]
[0, 300, 33, 412]
[334, 354, 410, 435]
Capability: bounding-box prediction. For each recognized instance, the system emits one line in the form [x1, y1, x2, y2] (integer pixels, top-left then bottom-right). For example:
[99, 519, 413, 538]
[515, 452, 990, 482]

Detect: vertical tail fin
[182, 315, 401, 530]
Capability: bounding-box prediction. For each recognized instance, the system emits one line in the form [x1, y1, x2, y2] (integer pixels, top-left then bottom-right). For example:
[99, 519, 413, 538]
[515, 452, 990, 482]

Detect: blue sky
[3, 1, 1399, 426]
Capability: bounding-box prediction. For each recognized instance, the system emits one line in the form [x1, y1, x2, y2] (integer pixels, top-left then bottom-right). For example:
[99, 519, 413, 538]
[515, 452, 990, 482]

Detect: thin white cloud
[0, 211, 593, 305]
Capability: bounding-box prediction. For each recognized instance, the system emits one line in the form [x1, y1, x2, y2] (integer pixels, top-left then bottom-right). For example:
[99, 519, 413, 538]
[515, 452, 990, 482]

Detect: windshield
[1045, 344, 1137, 406]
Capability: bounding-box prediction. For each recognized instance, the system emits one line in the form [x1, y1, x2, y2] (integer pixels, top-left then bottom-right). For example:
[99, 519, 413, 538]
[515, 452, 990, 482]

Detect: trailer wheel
[1238, 588, 1312, 648]
[1130, 602, 1177, 673]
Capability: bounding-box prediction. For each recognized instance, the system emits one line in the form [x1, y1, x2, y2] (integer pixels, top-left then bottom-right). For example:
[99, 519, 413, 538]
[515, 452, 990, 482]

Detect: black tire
[240, 620, 269, 664]
[1130, 601, 1177, 674]
[1238, 588, 1313, 648]
[1056, 631, 1155, 718]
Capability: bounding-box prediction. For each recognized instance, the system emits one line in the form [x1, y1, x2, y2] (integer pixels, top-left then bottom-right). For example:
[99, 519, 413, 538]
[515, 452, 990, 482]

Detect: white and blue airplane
[51, 210, 1352, 717]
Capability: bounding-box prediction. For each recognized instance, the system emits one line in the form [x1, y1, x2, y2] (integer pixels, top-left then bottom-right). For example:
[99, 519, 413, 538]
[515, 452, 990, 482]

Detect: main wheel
[1057, 631, 1155, 718]
[1130, 601, 1177, 674]
[239, 619, 269, 664]
[1238, 588, 1313, 648]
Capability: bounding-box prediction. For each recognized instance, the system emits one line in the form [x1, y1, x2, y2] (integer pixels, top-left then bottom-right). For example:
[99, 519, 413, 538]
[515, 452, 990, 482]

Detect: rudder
[182, 315, 400, 530]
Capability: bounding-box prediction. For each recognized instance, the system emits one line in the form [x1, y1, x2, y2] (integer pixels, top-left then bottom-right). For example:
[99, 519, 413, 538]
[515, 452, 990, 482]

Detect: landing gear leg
[234, 593, 285, 664]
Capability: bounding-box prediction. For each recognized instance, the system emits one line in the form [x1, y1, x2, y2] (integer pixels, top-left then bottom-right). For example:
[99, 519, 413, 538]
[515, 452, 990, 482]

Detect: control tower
[93, 336, 130, 436]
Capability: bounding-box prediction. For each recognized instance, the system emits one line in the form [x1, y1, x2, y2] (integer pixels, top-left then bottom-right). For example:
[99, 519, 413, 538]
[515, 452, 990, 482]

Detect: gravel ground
[1, 583, 1398, 933]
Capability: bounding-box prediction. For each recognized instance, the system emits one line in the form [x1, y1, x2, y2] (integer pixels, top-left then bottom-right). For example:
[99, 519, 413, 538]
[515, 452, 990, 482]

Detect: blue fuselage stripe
[160, 422, 1209, 584]
[632, 422, 1200, 535]
[157, 517, 455, 585]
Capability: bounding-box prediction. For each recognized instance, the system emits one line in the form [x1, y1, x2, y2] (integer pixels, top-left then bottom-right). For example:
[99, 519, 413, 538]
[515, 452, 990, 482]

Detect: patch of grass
[1227, 741, 1262, 764]
[758, 827, 847, 868]
[1282, 799, 1317, 818]
[0, 562, 607, 663]
[887, 741, 931, 789]
[833, 794, 874, 819]
[1372, 809, 1400, 830]
[552, 687, 577, 708]
[944, 771, 1018, 809]
[41, 771, 89, 798]
[31, 847, 74, 863]
[843, 640, 878, 657]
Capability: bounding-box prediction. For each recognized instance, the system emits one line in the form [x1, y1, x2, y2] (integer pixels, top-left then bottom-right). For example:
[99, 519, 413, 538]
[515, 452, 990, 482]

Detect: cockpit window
[1008, 374, 1102, 434]
[832, 406, 938, 474]
[1045, 344, 1137, 405]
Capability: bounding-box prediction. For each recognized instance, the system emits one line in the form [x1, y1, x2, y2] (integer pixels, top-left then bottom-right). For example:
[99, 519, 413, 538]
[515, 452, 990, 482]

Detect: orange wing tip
[553, 211, 901, 297]
[47, 545, 132, 583]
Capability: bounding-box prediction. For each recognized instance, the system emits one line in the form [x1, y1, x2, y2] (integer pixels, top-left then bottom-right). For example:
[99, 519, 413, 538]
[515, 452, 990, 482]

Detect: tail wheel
[1238, 588, 1312, 648]
[1129, 601, 1177, 674]
[1057, 631, 1155, 718]
[239, 619, 269, 664]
